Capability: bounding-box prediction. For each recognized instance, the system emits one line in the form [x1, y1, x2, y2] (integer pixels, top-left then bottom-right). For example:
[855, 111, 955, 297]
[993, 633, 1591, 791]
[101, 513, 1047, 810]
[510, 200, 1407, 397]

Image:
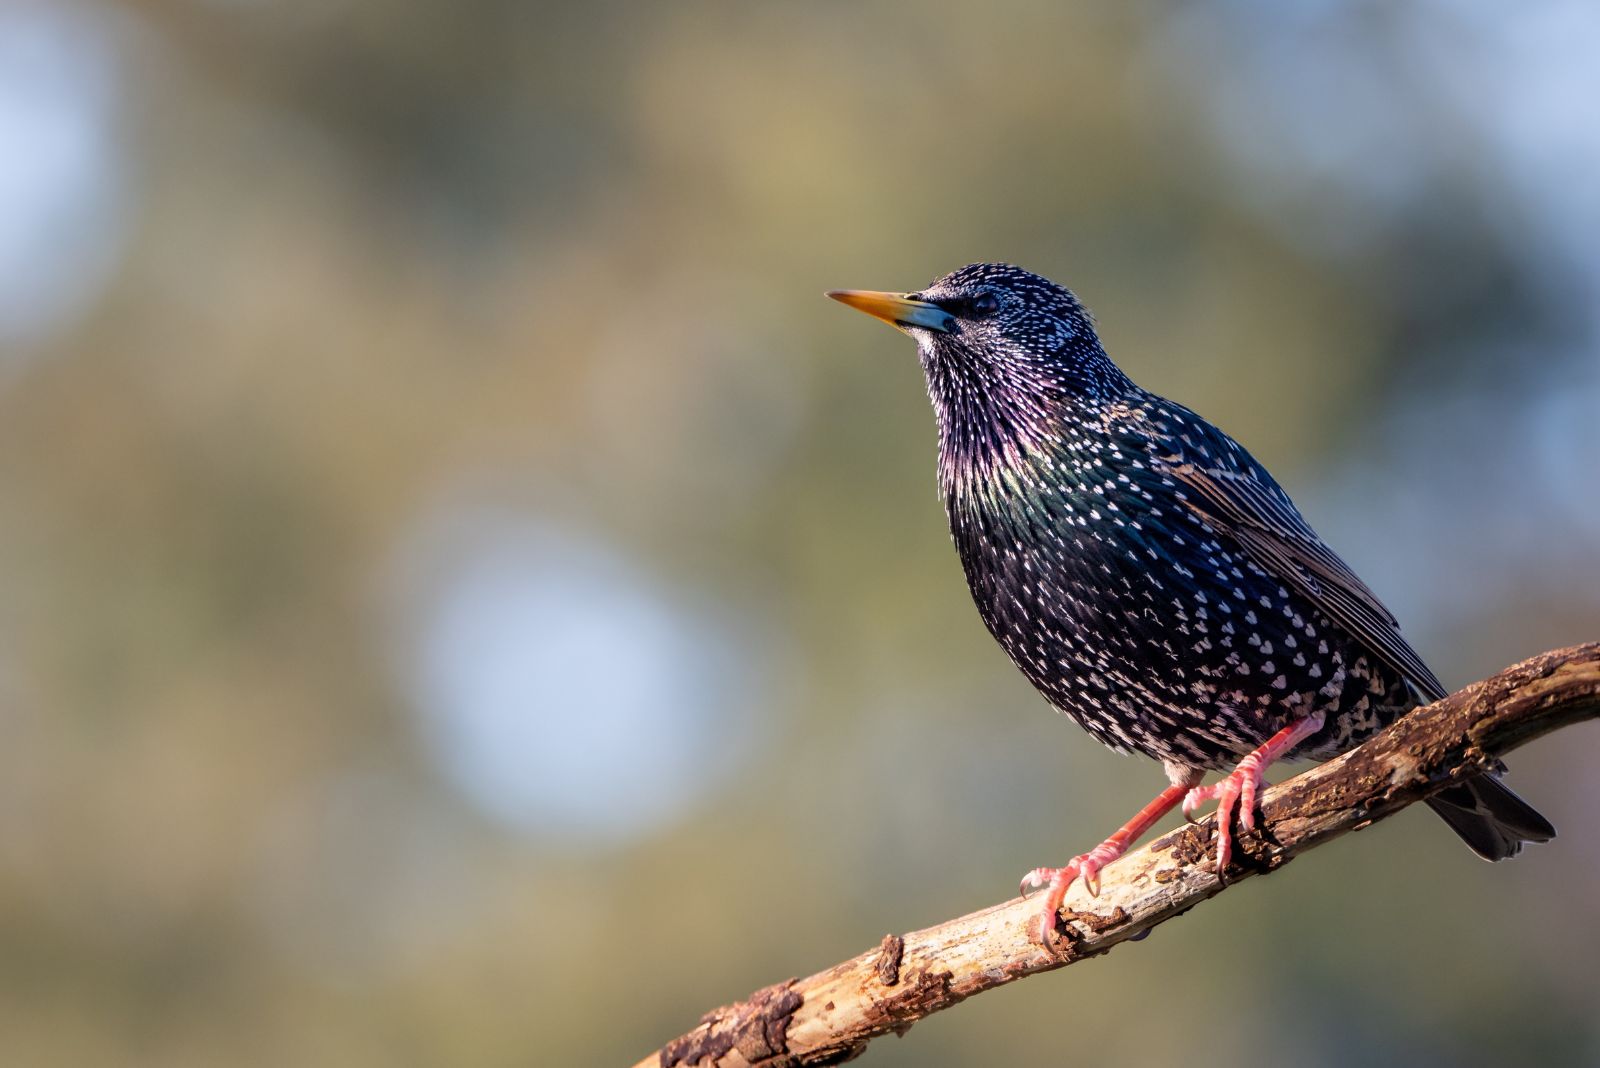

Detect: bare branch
[641, 643, 1600, 1068]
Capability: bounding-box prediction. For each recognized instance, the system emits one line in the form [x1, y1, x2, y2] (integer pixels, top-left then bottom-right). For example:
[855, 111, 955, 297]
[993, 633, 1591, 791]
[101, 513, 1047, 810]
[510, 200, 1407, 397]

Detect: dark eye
[970, 291, 1000, 318]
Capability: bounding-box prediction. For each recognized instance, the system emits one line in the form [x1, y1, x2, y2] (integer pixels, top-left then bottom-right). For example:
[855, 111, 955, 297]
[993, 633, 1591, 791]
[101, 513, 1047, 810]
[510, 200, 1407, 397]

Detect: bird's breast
[943, 435, 1381, 766]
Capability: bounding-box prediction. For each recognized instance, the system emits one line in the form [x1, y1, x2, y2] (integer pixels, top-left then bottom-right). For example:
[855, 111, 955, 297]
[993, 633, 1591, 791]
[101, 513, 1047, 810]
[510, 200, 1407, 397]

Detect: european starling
[829, 263, 1554, 942]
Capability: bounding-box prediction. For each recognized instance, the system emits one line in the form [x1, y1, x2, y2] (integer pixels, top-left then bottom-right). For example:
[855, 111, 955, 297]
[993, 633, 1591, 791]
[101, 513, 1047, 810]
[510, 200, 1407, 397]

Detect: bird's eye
[970, 292, 1000, 318]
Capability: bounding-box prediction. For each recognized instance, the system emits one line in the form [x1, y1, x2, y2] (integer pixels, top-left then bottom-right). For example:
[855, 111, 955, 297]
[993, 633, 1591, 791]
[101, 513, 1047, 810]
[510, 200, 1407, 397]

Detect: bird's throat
[932, 387, 1065, 519]
[920, 336, 1133, 516]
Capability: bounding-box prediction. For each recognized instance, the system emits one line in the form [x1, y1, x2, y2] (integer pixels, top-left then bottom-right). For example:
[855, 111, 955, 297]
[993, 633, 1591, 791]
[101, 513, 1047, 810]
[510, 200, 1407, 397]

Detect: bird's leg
[1021, 763, 1202, 944]
[1182, 711, 1325, 876]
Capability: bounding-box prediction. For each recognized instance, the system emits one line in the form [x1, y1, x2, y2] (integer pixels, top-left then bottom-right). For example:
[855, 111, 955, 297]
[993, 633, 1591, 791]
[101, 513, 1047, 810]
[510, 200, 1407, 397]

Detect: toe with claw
[1182, 762, 1264, 877]
[1019, 840, 1124, 943]
[1018, 778, 1200, 944]
[1181, 712, 1323, 878]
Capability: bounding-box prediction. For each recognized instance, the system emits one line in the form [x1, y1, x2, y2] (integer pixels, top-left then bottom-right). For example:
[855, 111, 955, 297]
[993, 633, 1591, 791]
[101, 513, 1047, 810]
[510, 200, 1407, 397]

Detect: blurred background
[1, 1, 1598, 1065]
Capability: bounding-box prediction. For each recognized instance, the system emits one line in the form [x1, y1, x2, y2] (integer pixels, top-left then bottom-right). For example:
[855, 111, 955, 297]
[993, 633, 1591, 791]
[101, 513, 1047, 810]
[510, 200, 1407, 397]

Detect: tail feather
[1425, 771, 1555, 861]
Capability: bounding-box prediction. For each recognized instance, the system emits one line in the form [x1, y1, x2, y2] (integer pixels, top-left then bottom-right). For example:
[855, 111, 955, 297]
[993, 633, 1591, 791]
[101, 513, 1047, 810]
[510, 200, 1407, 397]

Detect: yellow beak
[826, 289, 954, 334]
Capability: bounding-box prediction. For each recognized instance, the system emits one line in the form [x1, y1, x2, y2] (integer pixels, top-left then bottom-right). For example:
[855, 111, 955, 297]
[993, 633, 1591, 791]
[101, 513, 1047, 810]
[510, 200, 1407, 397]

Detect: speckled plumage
[916, 263, 1414, 770]
[834, 263, 1552, 867]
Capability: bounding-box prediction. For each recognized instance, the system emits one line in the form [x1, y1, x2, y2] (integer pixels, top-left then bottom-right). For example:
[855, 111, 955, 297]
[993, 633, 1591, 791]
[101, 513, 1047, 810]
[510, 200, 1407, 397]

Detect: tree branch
[641, 643, 1600, 1068]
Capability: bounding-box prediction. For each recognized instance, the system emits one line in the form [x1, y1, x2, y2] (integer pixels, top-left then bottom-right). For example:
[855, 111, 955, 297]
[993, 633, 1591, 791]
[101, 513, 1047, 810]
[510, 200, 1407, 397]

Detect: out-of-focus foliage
[1, 1, 1597, 1065]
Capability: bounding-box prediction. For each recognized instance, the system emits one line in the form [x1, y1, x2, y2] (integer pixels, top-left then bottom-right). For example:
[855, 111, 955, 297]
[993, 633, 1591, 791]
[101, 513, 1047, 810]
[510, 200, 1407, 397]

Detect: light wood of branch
[642, 643, 1600, 1068]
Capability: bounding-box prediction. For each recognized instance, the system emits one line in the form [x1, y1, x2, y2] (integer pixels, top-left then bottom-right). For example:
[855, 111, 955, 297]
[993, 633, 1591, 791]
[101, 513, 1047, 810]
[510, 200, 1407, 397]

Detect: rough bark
[643, 643, 1600, 1068]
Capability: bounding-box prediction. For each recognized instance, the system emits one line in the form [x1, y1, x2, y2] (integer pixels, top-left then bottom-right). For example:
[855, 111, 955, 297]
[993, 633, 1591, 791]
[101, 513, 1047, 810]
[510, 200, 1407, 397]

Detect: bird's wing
[1158, 444, 1448, 703]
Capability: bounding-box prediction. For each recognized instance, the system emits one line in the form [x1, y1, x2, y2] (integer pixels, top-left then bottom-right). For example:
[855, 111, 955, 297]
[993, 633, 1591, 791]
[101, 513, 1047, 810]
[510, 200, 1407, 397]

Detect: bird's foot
[1181, 759, 1266, 877]
[1019, 779, 1197, 945]
[1182, 712, 1325, 877]
[1019, 839, 1126, 944]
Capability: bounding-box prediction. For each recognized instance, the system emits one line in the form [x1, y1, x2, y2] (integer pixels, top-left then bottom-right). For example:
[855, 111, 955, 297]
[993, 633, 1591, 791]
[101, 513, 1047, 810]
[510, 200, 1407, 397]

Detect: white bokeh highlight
[0, 1, 128, 353]
[384, 500, 772, 846]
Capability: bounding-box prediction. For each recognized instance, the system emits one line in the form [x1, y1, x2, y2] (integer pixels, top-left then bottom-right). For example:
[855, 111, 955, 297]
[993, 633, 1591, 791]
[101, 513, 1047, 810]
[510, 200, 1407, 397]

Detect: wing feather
[1160, 454, 1447, 703]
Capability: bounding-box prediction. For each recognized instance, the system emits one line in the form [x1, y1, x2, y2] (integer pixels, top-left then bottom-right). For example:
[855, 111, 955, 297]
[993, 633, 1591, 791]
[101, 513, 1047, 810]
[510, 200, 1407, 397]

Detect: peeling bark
[642, 643, 1600, 1068]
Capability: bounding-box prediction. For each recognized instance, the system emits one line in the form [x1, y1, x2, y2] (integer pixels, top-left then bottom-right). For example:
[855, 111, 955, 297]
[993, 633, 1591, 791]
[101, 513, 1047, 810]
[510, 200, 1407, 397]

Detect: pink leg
[1182, 712, 1325, 876]
[1020, 777, 1195, 944]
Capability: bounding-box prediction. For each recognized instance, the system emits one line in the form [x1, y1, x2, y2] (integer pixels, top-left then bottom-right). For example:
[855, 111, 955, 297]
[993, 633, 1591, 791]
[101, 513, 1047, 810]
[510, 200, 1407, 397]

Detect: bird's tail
[1425, 771, 1555, 861]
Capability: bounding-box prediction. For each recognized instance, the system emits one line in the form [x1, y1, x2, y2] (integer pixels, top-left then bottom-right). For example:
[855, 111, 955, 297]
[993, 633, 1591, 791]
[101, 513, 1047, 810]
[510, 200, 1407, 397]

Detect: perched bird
[829, 263, 1554, 942]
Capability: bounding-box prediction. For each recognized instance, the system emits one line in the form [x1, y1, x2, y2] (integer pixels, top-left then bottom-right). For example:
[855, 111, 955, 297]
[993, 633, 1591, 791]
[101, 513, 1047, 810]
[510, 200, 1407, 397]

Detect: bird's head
[828, 263, 1124, 408]
[830, 263, 1133, 498]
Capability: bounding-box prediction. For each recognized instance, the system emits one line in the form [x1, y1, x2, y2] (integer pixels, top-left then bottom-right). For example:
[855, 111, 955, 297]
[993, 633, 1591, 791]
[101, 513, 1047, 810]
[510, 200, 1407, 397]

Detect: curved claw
[1180, 712, 1322, 877]
[1026, 862, 1082, 943]
[1022, 843, 1129, 942]
[1181, 779, 1225, 821]
[1239, 772, 1264, 834]
[1183, 769, 1256, 876]
[1023, 778, 1204, 944]
[1019, 868, 1052, 899]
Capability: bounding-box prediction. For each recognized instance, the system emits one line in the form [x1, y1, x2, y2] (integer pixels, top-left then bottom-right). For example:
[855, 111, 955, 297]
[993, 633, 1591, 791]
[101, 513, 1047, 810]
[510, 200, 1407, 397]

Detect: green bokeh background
[2, 2, 1598, 1065]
